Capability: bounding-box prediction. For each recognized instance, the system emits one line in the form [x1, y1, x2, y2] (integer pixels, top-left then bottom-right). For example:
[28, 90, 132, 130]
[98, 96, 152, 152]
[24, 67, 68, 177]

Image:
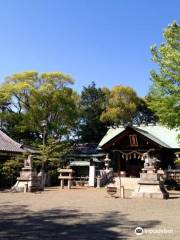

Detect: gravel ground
[0, 187, 179, 240]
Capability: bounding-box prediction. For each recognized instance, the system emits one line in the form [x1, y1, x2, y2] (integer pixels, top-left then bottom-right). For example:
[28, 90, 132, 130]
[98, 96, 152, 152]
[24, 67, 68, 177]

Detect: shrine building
[0, 130, 24, 161]
[98, 124, 180, 178]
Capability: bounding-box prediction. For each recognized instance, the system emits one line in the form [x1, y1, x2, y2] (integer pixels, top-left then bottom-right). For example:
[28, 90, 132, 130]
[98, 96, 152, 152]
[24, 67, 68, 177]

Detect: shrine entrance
[100, 125, 177, 179]
[112, 150, 144, 177]
[126, 158, 144, 177]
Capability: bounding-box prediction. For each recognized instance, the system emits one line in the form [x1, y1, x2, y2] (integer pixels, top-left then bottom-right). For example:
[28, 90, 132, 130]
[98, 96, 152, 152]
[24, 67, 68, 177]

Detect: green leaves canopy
[35, 136, 71, 169]
[100, 85, 140, 125]
[148, 22, 180, 129]
[78, 82, 108, 142]
[0, 71, 78, 144]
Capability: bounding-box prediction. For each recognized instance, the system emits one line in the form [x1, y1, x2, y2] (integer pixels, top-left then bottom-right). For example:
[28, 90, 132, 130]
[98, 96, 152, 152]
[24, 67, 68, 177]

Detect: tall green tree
[133, 97, 158, 125]
[78, 82, 108, 143]
[101, 85, 140, 125]
[36, 136, 71, 169]
[0, 71, 79, 185]
[0, 91, 11, 129]
[0, 71, 78, 144]
[148, 21, 180, 129]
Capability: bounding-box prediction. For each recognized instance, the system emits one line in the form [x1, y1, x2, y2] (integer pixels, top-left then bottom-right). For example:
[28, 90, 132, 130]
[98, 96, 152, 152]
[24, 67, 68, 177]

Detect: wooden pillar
[118, 153, 121, 174]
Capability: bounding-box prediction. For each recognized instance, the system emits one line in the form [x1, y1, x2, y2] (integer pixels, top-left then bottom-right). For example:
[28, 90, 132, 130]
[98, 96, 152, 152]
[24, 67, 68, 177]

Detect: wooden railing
[74, 177, 89, 186]
[96, 169, 113, 187]
[166, 170, 180, 184]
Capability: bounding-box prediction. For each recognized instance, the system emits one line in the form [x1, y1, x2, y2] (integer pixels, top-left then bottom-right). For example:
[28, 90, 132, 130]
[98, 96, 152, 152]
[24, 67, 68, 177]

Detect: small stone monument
[132, 151, 169, 199]
[58, 168, 74, 189]
[12, 155, 42, 192]
[24, 154, 33, 168]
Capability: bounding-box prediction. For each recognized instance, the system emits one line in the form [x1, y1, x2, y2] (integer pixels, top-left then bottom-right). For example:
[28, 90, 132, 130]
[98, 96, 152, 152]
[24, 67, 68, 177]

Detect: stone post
[60, 179, 64, 189]
[68, 180, 72, 189]
[96, 176, 101, 188]
[89, 165, 95, 187]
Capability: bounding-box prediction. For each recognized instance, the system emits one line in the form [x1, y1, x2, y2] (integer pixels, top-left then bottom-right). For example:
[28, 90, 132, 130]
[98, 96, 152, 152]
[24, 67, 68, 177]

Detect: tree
[101, 85, 140, 125]
[36, 136, 71, 169]
[0, 71, 78, 144]
[148, 21, 180, 129]
[34, 136, 72, 185]
[78, 82, 108, 143]
[0, 154, 25, 187]
[133, 97, 158, 125]
[0, 71, 78, 186]
[0, 91, 11, 129]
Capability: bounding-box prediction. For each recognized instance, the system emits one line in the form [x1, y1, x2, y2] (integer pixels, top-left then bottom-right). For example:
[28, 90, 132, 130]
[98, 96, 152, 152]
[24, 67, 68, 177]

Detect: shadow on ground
[0, 205, 160, 240]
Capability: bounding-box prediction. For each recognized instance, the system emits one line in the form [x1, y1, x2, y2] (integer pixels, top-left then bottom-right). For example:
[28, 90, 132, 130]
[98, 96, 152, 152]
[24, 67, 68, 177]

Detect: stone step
[108, 177, 139, 190]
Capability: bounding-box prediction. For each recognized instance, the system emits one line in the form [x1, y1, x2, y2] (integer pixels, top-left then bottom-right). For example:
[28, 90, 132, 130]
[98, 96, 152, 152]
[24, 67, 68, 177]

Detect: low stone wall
[114, 177, 139, 190]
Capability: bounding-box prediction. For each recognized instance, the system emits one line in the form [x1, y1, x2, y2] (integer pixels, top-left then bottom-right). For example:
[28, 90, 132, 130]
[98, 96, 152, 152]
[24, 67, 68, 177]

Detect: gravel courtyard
[0, 187, 179, 240]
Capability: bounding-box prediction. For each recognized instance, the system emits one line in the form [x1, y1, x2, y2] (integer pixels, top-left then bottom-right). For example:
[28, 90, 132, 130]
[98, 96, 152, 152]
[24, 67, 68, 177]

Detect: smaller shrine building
[99, 124, 180, 178]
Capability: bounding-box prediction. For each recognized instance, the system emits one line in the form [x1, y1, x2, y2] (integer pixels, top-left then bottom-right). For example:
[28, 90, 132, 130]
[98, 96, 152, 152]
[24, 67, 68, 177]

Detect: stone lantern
[104, 154, 111, 170]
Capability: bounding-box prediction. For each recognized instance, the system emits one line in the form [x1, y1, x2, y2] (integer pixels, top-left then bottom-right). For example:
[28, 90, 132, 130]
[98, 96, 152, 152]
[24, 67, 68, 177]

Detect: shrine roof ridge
[99, 124, 180, 149]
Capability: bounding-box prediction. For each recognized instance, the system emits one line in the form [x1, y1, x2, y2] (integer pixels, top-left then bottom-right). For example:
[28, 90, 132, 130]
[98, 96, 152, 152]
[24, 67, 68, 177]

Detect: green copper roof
[99, 124, 180, 149]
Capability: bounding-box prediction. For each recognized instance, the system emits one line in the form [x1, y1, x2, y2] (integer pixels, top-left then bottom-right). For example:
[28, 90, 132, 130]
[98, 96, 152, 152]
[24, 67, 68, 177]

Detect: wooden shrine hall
[98, 124, 180, 178]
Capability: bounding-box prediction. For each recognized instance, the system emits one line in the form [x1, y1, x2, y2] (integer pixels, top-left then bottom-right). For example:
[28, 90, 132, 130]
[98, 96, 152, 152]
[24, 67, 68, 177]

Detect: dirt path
[0, 187, 179, 239]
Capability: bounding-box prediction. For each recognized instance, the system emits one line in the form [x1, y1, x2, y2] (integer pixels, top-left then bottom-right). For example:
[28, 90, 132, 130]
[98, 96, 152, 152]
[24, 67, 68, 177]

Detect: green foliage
[78, 82, 108, 142]
[148, 22, 180, 129]
[35, 137, 71, 170]
[34, 137, 71, 185]
[0, 71, 78, 144]
[175, 158, 180, 164]
[0, 155, 24, 187]
[133, 97, 158, 125]
[174, 151, 180, 165]
[101, 85, 140, 125]
[1, 158, 22, 178]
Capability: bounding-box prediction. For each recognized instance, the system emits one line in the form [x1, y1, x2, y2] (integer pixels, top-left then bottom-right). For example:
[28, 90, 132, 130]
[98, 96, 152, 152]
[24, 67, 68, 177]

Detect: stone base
[132, 182, 169, 199]
[132, 168, 169, 199]
[113, 177, 139, 190]
[12, 169, 43, 192]
[12, 179, 42, 192]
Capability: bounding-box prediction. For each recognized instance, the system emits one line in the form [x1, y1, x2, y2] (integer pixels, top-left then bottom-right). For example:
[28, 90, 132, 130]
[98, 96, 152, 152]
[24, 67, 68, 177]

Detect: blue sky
[0, 0, 179, 96]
